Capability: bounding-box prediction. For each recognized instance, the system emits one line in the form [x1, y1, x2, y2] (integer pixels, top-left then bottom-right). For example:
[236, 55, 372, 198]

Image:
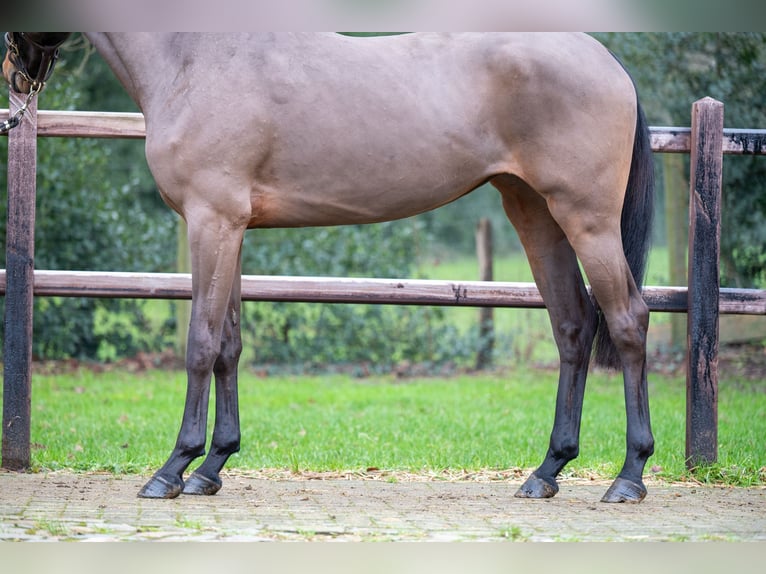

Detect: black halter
[1, 32, 68, 133]
[4, 32, 64, 90]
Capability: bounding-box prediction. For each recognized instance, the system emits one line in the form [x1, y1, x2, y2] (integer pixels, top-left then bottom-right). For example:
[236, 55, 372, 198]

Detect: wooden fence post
[686, 97, 724, 468]
[2, 89, 38, 470]
[475, 218, 494, 370]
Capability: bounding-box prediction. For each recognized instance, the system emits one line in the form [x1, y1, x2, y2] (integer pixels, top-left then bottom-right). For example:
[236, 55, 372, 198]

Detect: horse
[3, 32, 655, 503]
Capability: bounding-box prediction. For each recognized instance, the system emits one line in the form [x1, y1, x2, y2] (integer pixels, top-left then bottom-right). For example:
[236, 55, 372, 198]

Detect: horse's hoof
[514, 472, 559, 498]
[137, 474, 184, 499]
[601, 477, 647, 503]
[182, 472, 222, 496]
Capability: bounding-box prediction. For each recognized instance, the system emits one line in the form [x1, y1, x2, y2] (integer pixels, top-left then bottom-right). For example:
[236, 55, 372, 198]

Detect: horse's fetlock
[176, 441, 206, 459]
[550, 438, 579, 462]
[630, 432, 654, 460]
[214, 437, 241, 456]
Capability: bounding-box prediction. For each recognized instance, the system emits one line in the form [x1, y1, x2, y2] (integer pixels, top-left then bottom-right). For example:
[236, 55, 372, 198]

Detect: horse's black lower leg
[600, 291, 654, 503]
[557, 218, 654, 503]
[184, 280, 243, 496]
[515, 328, 594, 498]
[182, 360, 241, 494]
[495, 179, 597, 499]
[514, 304, 597, 498]
[137, 334, 217, 499]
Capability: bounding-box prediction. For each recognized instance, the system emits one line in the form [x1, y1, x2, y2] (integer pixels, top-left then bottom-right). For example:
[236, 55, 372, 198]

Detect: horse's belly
[246, 121, 502, 228]
[249, 167, 492, 229]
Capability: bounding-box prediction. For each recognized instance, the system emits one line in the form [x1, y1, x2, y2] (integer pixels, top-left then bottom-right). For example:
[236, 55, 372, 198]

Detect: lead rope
[1, 82, 42, 134]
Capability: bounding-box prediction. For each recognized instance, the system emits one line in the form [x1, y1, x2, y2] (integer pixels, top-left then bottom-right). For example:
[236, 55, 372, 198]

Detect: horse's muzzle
[2, 57, 29, 94]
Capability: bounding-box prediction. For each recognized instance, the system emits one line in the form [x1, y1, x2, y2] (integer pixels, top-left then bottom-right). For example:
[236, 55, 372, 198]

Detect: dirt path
[1, 470, 764, 541]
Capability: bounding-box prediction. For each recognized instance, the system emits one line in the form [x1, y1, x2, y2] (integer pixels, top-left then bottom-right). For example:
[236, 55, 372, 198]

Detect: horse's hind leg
[493, 176, 598, 498]
[183, 254, 243, 495]
[545, 184, 654, 503]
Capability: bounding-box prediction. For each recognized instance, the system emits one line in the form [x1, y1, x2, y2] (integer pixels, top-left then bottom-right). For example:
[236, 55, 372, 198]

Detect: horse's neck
[84, 33, 175, 113]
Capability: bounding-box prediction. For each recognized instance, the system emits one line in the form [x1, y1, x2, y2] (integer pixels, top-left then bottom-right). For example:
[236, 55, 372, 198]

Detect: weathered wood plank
[686, 97, 724, 468]
[722, 128, 766, 155]
[650, 127, 692, 153]
[0, 110, 145, 139]
[36, 110, 146, 138]
[1, 269, 763, 314]
[2, 92, 37, 470]
[2, 109, 765, 155]
[648, 127, 766, 155]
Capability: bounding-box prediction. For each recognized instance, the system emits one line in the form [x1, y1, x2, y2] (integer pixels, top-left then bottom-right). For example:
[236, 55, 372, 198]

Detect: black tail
[593, 96, 655, 369]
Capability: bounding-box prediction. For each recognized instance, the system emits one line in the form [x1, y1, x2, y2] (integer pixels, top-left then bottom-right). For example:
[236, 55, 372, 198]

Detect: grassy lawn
[14, 365, 764, 486]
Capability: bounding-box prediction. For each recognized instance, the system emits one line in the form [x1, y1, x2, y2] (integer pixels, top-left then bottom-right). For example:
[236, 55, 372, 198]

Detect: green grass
[13, 366, 764, 486]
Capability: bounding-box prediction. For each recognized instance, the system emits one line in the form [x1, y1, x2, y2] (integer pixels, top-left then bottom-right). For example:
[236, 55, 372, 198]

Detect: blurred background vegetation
[1, 33, 764, 369]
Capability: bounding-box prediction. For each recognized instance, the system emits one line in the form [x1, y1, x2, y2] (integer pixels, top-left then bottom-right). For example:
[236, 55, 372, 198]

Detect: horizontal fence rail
[1, 270, 765, 315]
[4, 109, 766, 155]
[1, 110, 147, 138]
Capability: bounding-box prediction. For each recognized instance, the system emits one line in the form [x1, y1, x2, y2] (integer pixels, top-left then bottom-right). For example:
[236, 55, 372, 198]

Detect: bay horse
[3, 32, 655, 503]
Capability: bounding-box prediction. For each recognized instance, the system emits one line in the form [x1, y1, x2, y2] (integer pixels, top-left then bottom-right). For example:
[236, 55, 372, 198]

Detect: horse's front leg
[183, 255, 243, 495]
[138, 213, 246, 499]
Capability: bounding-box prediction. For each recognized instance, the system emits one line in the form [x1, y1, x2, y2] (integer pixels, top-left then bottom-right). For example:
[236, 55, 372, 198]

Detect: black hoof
[138, 474, 184, 499]
[514, 472, 559, 499]
[601, 477, 647, 503]
[182, 472, 222, 496]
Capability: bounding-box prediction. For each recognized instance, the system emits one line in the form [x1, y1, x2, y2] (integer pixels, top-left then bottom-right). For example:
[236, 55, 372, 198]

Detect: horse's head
[2, 32, 71, 94]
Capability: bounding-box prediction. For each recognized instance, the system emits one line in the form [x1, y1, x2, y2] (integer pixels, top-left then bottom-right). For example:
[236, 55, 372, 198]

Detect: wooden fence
[2, 94, 766, 472]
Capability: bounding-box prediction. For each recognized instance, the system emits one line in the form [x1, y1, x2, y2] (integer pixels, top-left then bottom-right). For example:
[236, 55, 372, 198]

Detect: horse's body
[4, 32, 655, 502]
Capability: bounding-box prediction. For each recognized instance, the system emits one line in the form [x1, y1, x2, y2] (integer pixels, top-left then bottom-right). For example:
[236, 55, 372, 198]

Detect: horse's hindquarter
[141, 33, 636, 229]
[485, 34, 637, 197]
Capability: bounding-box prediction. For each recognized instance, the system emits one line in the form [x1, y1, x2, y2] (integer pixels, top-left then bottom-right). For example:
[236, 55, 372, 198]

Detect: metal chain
[1, 82, 42, 134]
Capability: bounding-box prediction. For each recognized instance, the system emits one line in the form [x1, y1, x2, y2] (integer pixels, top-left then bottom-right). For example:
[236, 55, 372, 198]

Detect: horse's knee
[186, 335, 221, 378]
[225, 334, 243, 362]
[214, 336, 242, 377]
